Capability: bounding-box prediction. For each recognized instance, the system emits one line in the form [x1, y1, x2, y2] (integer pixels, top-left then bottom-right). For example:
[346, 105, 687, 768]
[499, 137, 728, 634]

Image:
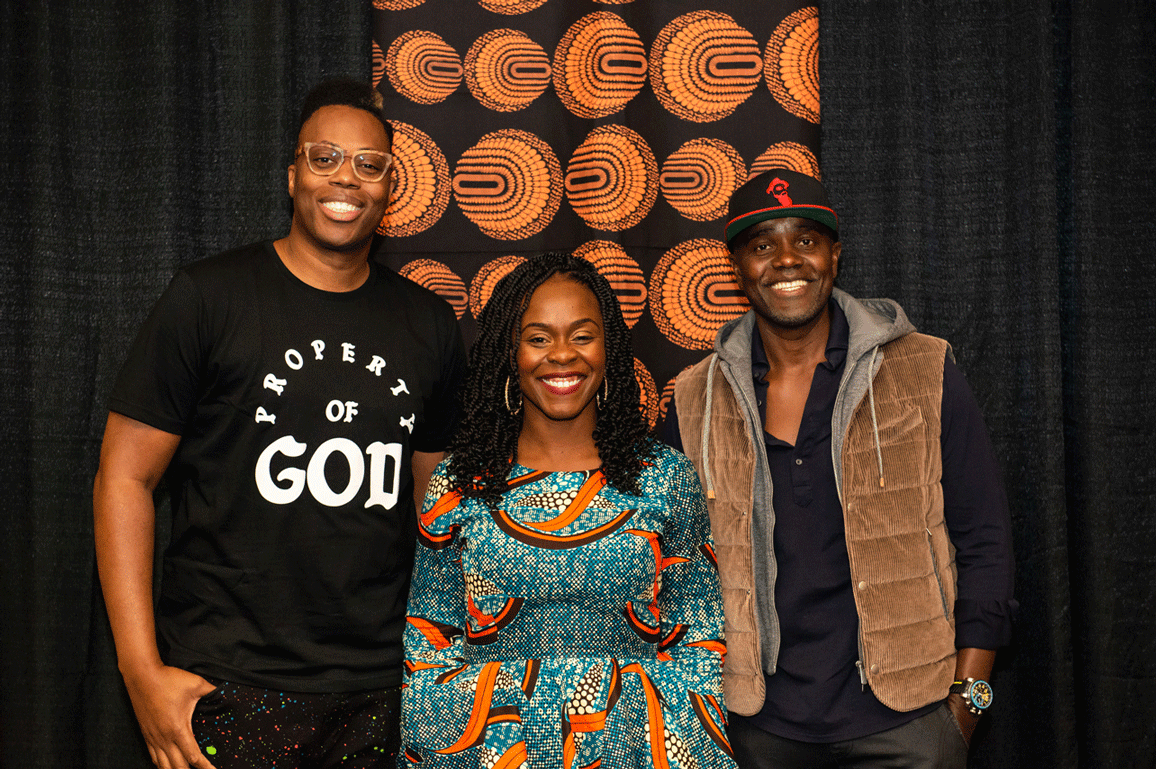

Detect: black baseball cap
[724, 169, 838, 245]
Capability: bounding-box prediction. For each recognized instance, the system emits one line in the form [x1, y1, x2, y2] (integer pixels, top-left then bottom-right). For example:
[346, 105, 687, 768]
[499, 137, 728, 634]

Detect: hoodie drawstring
[867, 346, 885, 488]
[700, 354, 718, 499]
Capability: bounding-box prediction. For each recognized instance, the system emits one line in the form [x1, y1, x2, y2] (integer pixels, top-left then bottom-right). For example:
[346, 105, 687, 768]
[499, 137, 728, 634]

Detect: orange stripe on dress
[491, 505, 636, 550]
[421, 490, 462, 528]
[465, 596, 524, 645]
[626, 528, 662, 562]
[417, 524, 454, 549]
[563, 728, 577, 769]
[686, 639, 727, 663]
[690, 690, 734, 758]
[704, 692, 726, 726]
[491, 597, 523, 626]
[623, 603, 662, 643]
[529, 470, 607, 530]
[466, 594, 489, 624]
[605, 659, 622, 711]
[505, 468, 552, 489]
[493, 741, 529, 769]
[568, 710, 607, 732]
[621, 664, 671, 769]
[433, 661, 502, 754]
[700, 541, 718, 569]
[659, 625, 688, 651]
[407, 616, 460, 650]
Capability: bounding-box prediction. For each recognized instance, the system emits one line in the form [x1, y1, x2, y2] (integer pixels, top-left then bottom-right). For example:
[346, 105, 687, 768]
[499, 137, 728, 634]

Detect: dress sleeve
[403, 462, 468, 670]
[652, 452, 728, 703]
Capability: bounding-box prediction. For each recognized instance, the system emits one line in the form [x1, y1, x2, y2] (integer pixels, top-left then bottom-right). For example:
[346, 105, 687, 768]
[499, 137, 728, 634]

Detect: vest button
[870, 664, 879, 674]
[858, 581, 867, 590]
[795, 458, 802, 465]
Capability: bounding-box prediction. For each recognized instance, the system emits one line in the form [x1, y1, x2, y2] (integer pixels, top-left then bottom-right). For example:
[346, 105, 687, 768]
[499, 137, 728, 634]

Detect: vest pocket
[926, 528, 951, 620]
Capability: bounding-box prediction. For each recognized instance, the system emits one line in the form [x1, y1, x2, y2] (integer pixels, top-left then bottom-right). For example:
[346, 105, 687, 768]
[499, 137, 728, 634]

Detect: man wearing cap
[663, 169, 1015, 767]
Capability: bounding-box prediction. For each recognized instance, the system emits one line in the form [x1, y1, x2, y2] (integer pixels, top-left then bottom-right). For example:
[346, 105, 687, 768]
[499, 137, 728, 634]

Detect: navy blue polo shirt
[663, 302, 1015, 742]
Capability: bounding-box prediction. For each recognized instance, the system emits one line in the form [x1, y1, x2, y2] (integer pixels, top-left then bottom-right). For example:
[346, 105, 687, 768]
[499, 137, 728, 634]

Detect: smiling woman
[449, 253, 651, 503]
[516, 273, 607, 445]
[398, 253, 737, 768]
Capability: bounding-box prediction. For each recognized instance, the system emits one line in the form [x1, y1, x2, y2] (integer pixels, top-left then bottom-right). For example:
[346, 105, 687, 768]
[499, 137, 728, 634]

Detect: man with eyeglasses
[93, 78, 465, 769]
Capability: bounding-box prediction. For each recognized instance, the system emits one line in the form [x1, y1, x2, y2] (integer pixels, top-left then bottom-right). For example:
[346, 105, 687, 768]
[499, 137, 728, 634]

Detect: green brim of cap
[724, 206, 839, 244]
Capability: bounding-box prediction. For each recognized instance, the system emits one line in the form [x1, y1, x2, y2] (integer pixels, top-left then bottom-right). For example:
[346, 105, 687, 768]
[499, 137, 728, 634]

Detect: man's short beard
[765, 294, 829, 329]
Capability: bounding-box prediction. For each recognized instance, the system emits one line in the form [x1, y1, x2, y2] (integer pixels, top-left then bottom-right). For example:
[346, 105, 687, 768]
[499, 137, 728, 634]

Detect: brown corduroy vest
[675, 332, 955, 714]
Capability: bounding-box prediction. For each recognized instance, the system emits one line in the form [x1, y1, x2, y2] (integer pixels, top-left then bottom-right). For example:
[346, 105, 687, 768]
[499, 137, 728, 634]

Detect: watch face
[969, 679, 994, 710]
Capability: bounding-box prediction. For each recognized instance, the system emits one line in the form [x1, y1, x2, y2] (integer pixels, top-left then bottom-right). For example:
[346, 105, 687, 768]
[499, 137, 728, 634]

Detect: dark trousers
[728, 704, 968, 769]
[192, 678, 402, 768]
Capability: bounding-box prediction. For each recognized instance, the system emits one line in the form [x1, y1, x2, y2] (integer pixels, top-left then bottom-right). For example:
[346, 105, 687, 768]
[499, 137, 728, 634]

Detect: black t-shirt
[109, 242, 466, 692]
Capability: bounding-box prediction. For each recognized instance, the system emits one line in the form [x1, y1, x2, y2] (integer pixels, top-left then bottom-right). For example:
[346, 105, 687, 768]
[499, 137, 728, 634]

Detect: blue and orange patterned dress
[399, 446, 736, 769]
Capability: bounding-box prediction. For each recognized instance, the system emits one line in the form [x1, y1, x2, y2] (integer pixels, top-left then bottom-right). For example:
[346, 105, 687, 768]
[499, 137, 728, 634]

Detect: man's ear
[831, 242, 842, 278]
[287, 163, 297, 198]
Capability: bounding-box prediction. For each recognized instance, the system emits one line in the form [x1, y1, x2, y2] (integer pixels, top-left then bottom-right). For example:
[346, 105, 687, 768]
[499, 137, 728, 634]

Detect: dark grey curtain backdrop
[1, 1, 1152, 767]
[0, 1, 370, 766]
[818, 2, 1156, 768]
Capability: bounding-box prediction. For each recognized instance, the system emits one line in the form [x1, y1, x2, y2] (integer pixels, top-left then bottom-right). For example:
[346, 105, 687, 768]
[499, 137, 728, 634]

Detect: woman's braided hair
[447, 252, 655, 509]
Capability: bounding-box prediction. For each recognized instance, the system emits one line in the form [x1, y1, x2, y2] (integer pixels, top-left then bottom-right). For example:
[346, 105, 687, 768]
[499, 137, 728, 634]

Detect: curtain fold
[1065, 5, 1156, 768]
[819, 1, 1156, 766]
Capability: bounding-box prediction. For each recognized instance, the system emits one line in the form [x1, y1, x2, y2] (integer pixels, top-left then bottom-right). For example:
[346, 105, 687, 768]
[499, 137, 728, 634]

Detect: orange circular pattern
[374, 0, 424, 8]
[634, 357, 659, 429]
[650, 11, 763, 123]
[649, 239, 749, 350]
[573, 240, 647, 328]
[466, 29, 552, 112]
[765, 7, 820, 124]
[659, 138, 747, 222]
[469, 255, 527, 318]
[566, 125, 657, 232]
[372, 40, 386, 89]
[399, 259, 469, 319]
[377, 121, 451, 238]
[453, 130, 563, 240]
[750, 141, 821, 180]
[554, 12, 648, 120]
[386, 31, 463, 105]
[658, 367, 692, 426]
[479, 0, 548, 15]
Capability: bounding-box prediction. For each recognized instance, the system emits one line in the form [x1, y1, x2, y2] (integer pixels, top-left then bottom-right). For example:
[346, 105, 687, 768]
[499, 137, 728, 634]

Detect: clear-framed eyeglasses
[296, 142, 393, 183]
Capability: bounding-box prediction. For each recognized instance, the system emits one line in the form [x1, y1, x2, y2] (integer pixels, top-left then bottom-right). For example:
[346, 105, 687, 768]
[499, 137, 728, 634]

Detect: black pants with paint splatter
[192, 677, 402, 768]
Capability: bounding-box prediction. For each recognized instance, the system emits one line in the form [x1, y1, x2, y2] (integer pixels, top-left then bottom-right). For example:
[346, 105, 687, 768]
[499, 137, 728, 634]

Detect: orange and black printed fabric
[400, 445, 735, 767]
[373, 2, 820, 417]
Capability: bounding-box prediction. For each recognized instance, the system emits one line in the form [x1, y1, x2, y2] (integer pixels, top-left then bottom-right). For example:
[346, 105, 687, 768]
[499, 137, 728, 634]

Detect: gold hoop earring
[595, 378, 608, 409]
[504, 376, 522, 416]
